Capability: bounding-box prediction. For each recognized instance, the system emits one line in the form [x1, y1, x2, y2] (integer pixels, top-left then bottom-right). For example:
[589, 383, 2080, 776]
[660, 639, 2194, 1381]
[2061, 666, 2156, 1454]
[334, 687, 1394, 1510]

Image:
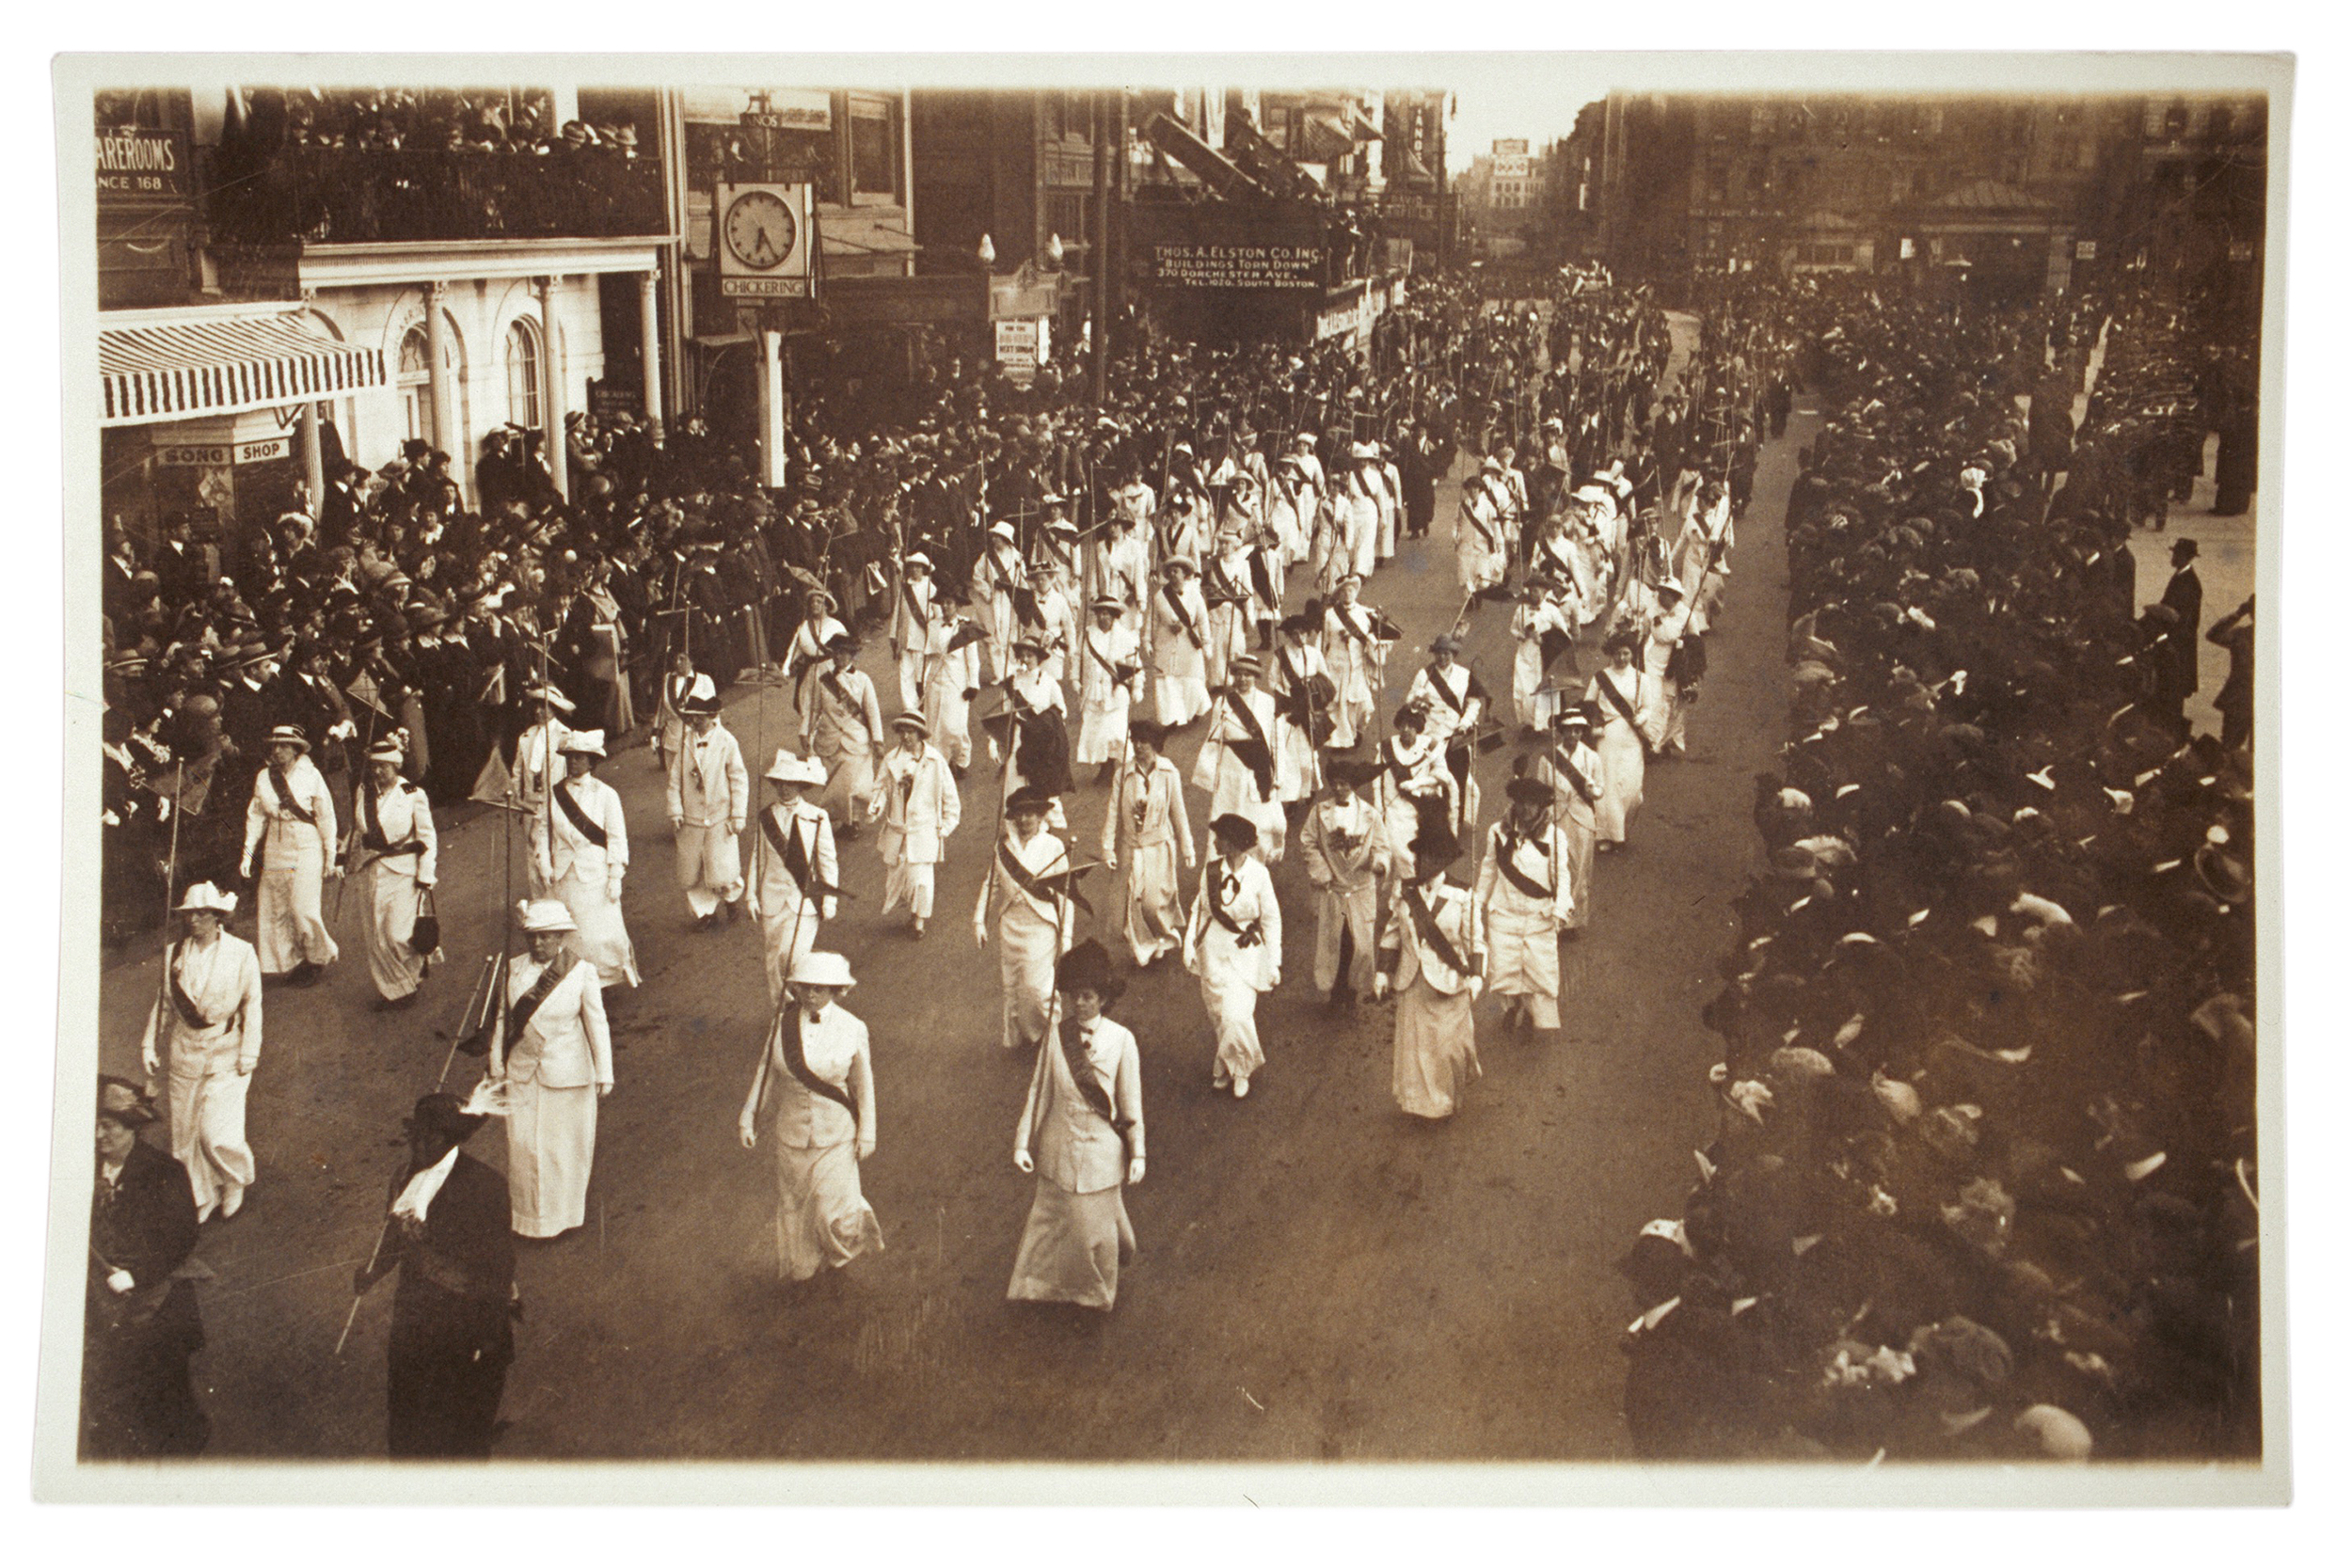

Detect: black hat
[1005, 786, 1056, 819]
[405, 1092, 486, 1149]
[2171, 537, 2200, 561]
[1128, 718, 1168, 749]
[1506, 775, 1553, 808]
[96, 1074, 157, 1129]
[1054, 938, 1124, 1006]
[1410, 823, 1461, 869]
[1209, 812, 1259, 848]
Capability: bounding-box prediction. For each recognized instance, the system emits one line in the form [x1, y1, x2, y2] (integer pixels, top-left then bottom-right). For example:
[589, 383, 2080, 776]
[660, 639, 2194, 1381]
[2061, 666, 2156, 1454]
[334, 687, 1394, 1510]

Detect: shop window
[505, 318, 542, 431]
[850, 95, 900, 202]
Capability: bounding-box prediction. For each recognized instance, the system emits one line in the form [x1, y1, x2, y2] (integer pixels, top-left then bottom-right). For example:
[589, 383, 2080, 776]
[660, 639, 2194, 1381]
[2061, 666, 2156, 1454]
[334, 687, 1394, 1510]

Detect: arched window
[504, 318, 543, 432]
[397, 324, 434, 445]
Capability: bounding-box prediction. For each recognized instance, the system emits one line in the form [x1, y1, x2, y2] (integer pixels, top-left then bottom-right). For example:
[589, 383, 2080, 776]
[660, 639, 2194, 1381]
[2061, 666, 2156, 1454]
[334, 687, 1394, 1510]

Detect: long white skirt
[1593, 726, 1645, 844]
[256, 842, 338, 974]
[364, 861, 429, 999]
[1484, 903, 1562, 1029]
[167, 1056, 252, 1212]
[1118, 843, 1183, 966]
[1393, 977, 1479, 1119]
[772, 1136, 882, 1282]
[1200, 969, 1265, 1084]
[1008, 1179, 1135, 1309]
[555, 867, 641, 989]
[1152, 670, 1211, 728]
[1560, 815, 1596, 929]
[998, 905, 1059, 1051]
[1075, 694, 1131, 765]
[674, 821, 744, 917]
[506, 1075, 596, 1238]
[881, 838, 937, 921]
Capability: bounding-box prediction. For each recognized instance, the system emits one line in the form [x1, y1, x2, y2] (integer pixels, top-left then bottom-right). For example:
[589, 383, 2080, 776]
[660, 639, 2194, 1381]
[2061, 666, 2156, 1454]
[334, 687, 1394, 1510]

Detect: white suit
[666, 721, 749, 918]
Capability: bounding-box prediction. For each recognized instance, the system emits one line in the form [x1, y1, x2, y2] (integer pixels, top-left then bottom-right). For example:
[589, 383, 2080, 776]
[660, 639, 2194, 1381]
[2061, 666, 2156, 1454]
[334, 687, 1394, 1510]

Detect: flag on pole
[469, 747, 515, 806]
[344, 670, 394, 721]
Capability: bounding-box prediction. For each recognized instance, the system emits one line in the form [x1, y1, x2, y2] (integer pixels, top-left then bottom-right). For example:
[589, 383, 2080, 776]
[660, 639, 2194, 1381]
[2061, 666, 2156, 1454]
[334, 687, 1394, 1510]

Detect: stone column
[757, 328, 787, 490]
[423, 281, 455, 458]
[538, 275, 569, 500]
[638, 269, 665, 444]
[298, 401, 326, 514]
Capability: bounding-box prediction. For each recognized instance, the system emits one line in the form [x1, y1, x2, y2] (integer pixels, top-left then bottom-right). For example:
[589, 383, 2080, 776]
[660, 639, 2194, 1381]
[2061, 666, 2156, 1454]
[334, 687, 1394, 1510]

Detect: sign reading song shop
[1151, 243, 1323, 292]
[95, 128, 190, 202]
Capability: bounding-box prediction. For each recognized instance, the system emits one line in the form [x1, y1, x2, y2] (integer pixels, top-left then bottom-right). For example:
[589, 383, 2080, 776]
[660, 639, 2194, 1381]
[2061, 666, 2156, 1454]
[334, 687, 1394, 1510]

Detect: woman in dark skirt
[84, 1078, 209, 1458]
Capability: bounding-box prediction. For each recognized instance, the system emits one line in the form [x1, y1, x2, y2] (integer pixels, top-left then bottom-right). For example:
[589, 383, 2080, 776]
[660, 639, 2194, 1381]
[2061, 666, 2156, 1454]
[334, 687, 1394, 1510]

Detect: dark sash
[1331, 604, 1374, 648]
[1462, 489, 1502, 551]
[1160, 581, 1204, 648]
[666, 673, 693, 713]
[553, 781, 609, 850]
[1218, 692, 1277, 800]
[506, 956, 570, 1043]
[997, 840, 1070, 913]
[1422, 665, 1470, 718]
[1596, 671, 1644, 733]
[1538, 626, 1572, 674]
[265, 764, 316, 827]
[818, 667, 870, 735]
[1248, 551, 1278, 609]
[1205, 864, 1265, 946]
[1494, 831, 1558, 902]
[1403, 884, 1473, 978]
[1548, 745, 1600, 805]
[357, 784, 424, 858]
[1061, 1028, 1131, 1134]
[1085, 634, 1140, 687]
[761, 806, 813, 890]
[165, 942, 213, 1030]
[777, 1009, 859, 1125]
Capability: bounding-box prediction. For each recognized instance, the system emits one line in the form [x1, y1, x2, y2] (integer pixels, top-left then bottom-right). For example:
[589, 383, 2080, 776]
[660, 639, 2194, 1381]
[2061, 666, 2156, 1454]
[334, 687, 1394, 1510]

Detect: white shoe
[1233, 1077, 1250, 1099]
[220, 1185, 245, 1219]
[1212, 1071, 1231, 1091]
[195, 1199, 217, 1225]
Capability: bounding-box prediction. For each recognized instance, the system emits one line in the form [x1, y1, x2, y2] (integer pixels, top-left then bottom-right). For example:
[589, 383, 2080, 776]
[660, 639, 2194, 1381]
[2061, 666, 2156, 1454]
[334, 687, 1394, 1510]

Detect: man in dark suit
[351, 1093, 516, 1458]
[85, 1078, 209, 1458]
[2157, 536, 2204, 735]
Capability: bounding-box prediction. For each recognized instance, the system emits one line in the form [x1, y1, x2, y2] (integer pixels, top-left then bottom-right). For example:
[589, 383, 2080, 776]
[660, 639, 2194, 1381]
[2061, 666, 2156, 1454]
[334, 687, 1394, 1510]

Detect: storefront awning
[100, 309, 388, 427]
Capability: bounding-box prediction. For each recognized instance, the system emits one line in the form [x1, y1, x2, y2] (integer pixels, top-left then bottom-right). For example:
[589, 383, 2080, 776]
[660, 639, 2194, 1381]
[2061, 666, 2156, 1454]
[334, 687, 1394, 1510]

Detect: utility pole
[1090, 87, 1111, 408]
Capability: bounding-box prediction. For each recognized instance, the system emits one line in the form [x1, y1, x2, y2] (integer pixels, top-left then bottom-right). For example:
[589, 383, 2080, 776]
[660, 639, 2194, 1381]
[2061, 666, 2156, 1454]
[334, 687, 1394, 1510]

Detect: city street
[92, 314, 1809, 1462]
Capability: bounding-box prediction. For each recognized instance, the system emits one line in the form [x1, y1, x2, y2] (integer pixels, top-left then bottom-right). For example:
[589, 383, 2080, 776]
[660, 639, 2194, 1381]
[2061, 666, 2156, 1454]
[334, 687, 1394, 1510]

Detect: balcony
[202, 145, 666, 247]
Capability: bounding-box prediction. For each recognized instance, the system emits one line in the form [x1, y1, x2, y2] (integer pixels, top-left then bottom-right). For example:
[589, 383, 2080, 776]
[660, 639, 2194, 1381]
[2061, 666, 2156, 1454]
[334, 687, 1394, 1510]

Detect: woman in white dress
[1375, 827, 1484, 1121]
[497, 900, 614, 1238]
[535, 731, 640, 990]
[1074, 594, 1141, 777]
[1182, 814, 1282, 1099]
[739, 950, 882, 1284]
[138, 882, 263, 1221]
[1584, 635, 1648, 849]
[1008, 940, 1144, 1311]
[1146, 557, 1212, 728]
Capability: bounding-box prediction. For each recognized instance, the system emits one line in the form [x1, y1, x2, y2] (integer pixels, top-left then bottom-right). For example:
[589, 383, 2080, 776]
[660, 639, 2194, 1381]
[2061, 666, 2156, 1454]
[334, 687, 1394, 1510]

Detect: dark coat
[83, 1138, 209, 1457]
[381, 1151, 516, 1458]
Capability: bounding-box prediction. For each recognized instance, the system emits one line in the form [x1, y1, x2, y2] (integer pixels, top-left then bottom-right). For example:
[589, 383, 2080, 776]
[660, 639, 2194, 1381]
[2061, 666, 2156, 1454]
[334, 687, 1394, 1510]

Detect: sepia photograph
[39, 42, 2290, 1505]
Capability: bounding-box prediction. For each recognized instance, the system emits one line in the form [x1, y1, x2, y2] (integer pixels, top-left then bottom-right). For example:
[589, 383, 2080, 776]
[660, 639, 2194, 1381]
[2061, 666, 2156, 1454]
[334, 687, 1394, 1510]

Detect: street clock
[714, 182, 814, 299]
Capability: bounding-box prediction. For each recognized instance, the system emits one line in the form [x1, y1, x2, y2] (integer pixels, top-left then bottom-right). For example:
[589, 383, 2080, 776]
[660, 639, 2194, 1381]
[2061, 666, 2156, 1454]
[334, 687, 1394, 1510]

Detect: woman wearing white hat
[240, 725, 340, 984]
[878, 712, 961, 940]
[497, 899, 613, 1238]
[1144, 557, 1211, 728]
[749, 750, 836, 997]
[739, 951, 882, 1284]
[1455, 458, 1512, 599]
[536, 731, 639, 990]
[891, 552, 942, 713]
[138, 882, 263, 1222]
[972, 520, 1029, 684]
[346, 736, 438, 1006]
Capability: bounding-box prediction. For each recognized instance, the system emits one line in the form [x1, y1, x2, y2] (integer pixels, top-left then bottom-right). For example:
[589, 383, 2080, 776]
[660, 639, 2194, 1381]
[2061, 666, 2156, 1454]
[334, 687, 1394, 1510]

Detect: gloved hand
[106, 1268, 135, 1295]
[1126, 1157, 1146, 1185]
[1013, 1148, 1034, 1174]
[1372, 973, 1391, 1000]
[738, 1117, 757, 1150]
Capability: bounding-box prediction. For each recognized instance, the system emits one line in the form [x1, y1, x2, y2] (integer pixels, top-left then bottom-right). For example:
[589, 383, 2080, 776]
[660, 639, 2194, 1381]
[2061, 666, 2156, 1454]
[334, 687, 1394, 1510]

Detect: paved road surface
[90, 313, 1808, 1461]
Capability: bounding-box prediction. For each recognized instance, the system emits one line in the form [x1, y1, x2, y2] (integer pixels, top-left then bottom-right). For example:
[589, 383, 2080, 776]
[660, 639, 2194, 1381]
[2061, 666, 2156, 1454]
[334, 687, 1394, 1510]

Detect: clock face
[723, 189, 797, 271]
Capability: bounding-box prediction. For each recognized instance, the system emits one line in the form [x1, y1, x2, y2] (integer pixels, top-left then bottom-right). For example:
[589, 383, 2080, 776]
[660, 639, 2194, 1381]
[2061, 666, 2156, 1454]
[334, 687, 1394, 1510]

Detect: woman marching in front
[1008, 940, 1145, 1312]
[241, 723, 340, 984]
[536, 730, 641, 992]
[739, 950, 882, 1286]
[497, 900, 614, 1239]
[1585, 634, 1648, 851]
[977, 787, 1076, 1053]
[139, 881, 263, 1222]
[346, 734, 438, 1008]
[1375, 826, 1485, 1121]
[1183, 813, 1282, 1099]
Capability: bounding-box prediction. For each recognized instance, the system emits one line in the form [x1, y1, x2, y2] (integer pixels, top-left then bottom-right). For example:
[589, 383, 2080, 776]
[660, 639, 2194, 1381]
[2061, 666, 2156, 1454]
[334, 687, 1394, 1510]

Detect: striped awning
[100, 311, 387, 427]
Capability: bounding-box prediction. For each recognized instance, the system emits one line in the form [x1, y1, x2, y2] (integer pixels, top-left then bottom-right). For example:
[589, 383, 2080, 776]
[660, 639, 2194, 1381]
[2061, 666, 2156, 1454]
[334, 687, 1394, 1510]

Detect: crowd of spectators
[1616, 283, 2260, 1463]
